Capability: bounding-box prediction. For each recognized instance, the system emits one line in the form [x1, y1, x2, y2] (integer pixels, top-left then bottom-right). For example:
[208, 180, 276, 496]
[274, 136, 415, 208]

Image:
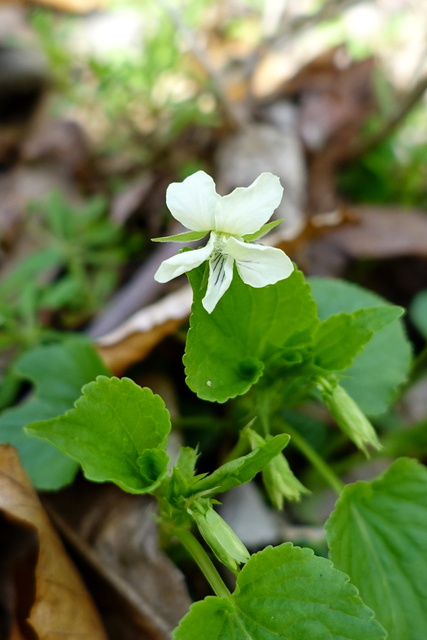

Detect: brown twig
[350, 72, 427, 158]
[248, 0, 366, 97]
[267, 0, 364, 47]
[157, 0, 248, 129]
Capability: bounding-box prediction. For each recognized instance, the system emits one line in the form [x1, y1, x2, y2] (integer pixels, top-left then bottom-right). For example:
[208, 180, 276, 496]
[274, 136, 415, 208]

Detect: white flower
[153, 171, 294, 313]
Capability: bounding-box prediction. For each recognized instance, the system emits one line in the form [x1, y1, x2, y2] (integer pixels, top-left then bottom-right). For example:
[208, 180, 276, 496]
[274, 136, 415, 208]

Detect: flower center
[211, 231, 227, 256]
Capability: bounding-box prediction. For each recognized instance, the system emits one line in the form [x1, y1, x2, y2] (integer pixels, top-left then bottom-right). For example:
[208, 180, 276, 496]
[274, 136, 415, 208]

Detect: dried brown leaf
[45, 482, 191, 640]
[0, 445, 107, 640]
[4, 0, 106, 12]
[308, 206, 427, 275]
[96, 286, 192, 375]
[0, 510, 38, 640]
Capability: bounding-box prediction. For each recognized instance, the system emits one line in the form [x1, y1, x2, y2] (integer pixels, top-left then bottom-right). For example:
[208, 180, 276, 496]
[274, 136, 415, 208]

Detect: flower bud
[263, 451, 310, 510]
[320, 382, 381, 454]
[247, 429, 309, 509]
[190, 500, 250, 573]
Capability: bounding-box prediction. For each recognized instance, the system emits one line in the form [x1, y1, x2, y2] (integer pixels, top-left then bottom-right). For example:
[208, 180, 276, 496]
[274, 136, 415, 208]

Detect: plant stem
[409, 345, 427, 384]
[282, 422, 344, 495]
[174, 528, 231, 599]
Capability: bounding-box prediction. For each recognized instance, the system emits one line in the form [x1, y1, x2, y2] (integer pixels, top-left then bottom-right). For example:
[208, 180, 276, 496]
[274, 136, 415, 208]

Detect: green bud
[190, 500, 250, 573]
[263, 452, 310, 510]
[246, 428, 309, 510]
[320, 381, 381, 455]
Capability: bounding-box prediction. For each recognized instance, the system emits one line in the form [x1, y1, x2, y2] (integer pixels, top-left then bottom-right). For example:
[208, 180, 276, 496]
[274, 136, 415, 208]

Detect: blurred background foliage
[24, 0, 427, 206]
[1, 2, 427, 635]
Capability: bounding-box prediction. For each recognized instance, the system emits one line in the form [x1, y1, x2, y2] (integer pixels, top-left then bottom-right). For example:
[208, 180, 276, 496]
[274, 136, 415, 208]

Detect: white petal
[214, 173, 283, 236]
[166, 171, 218, 231]
[202, 251, 234, 313]
[154, 239, 213, 283]
[226, 237, 293, 288]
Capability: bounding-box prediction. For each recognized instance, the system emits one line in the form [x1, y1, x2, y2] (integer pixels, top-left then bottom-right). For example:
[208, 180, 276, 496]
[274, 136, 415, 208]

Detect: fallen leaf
[0, 510, 38, 640]
[0, 445, 107, 640]
[307, 206, 427, 275]
[45, 481, 191, 640]
[5, 0, 106, 12]
[257, 46, 376, 214]
[96, 286, 192, 375]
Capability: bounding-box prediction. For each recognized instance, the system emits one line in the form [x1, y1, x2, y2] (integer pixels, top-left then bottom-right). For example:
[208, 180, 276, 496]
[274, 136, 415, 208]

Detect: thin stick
[268, 0, 363, 46]
[351, 73, 427, 158]
[157, 0, 247, 129]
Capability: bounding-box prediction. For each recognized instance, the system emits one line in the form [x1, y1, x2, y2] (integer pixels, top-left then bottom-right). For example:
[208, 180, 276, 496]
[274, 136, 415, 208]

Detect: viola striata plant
[18, 170, 425, 640]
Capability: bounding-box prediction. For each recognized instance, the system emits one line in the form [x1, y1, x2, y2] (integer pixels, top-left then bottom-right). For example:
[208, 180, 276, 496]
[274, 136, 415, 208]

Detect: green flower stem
[282, 422, 344, 496]
[410, 344, 427, 383]
[174, 527, 232, 599]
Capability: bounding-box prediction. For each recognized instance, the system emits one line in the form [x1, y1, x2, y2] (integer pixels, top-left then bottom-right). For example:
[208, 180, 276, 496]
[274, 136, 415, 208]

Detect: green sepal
[242, 218, 283, 242]
[175, 446, 199, 479]
[167, 447, 205, 499]
[152, 230, 209, 243]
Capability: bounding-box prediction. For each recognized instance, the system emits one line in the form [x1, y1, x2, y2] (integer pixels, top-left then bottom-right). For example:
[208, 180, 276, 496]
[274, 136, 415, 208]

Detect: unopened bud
[320, 381, 381, 455]
[190, 501, 250, 573]
[247, 429, 309, 509]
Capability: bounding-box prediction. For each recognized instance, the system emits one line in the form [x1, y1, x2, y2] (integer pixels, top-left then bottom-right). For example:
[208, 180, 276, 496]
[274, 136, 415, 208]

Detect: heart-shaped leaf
[26, 376, 171, 494]
[326, 458, 427, 640]
[173, 543, 386, 639]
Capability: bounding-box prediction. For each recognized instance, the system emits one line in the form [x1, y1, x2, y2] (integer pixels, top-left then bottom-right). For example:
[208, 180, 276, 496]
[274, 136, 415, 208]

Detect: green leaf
[173, 543, 386, 640]
[242, 218, 283, 242]
[383, 418, 427, 458]
[152, 230, 209, 242]
[309, 278, 412, 414]
[410, 290, 427, 340]
[0, 246, 64, 296]
[185, 266, 319, 402]
[314, 306, 403, 371]
[0, 338, 109, 490]
[41, 276, 82, 309]
[326, 458, 427, 640]
[137, 449, 169, 492]
[26, 376, 171, 494]
[175, 446, 199, 480]
[187, 433, 290, 497]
